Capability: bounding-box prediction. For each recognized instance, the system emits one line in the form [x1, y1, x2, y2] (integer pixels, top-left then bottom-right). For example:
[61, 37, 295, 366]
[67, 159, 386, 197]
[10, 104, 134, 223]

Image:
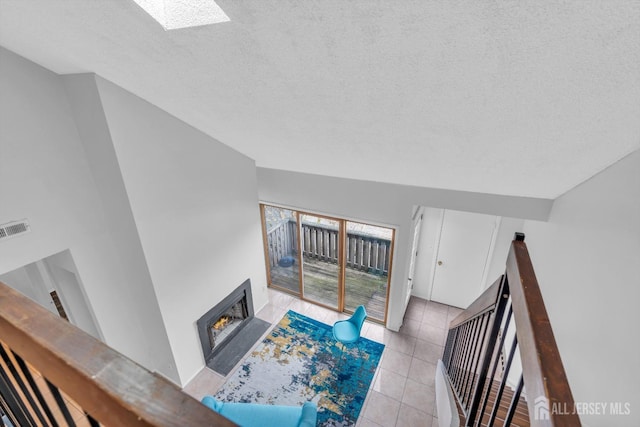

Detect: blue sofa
[201, 396, 317, 427]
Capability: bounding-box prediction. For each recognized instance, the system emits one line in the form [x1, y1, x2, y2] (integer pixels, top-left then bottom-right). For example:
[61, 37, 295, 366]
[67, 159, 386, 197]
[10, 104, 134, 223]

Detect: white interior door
[430, 210, 497, 309]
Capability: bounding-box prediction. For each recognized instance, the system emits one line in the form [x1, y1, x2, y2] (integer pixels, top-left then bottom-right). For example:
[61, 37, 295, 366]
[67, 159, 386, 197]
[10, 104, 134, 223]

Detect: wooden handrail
[441, 234, 580, 427]
[0, 281, 236, 426]
[507, 239, 580, 426]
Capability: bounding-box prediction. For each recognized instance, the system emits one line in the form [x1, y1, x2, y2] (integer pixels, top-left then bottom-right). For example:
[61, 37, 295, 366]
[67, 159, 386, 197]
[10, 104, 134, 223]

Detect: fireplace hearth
[196, 279, 270, 375]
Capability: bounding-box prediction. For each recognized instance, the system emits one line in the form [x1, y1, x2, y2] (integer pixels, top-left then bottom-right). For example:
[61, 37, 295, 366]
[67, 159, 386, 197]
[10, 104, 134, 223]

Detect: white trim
[405, 209, 424, 307]
[479, 216, 501, 291]
[427, 209, 445, 301]
[258, 200, 399, 231]
[435, 360, 460, 427]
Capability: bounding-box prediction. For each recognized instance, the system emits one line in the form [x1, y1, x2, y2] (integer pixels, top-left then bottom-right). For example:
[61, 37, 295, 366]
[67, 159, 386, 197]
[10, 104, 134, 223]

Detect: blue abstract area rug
[215, 310, 385, 426]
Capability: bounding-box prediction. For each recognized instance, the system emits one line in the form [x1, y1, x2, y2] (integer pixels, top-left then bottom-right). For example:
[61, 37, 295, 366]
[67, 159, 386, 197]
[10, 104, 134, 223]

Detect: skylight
[132, 0, 229, 30]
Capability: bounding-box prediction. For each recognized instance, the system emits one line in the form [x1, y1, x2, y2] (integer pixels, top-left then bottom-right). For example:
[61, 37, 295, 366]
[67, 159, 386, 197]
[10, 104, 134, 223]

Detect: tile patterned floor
[184, 288, 462, 427]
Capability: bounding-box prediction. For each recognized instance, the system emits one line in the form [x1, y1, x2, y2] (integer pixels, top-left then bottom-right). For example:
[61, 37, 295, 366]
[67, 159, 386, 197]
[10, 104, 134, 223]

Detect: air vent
[0, 219, 31, 241]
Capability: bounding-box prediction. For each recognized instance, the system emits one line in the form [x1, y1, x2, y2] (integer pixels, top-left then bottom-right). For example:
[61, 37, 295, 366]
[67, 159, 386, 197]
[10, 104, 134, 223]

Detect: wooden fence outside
[265, 219, 298, 268]
[266, 219, 391, 276]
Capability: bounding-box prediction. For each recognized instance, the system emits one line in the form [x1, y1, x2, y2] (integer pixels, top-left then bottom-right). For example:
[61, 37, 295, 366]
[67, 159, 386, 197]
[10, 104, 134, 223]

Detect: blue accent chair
[201, 396, 317, 427]
[332, 305, 367, 344]
[332, 305, 367, 366]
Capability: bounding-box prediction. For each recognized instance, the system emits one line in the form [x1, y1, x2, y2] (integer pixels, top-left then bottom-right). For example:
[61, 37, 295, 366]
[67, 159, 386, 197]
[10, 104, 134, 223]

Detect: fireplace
[197, 279, 255, 366]
[208, 299, 248, 348]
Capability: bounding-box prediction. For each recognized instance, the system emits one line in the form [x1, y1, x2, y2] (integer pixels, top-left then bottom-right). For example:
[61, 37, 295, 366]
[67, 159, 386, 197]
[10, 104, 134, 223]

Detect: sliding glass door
[261, 204, 393, 323]
[300, 214, 341, 310]
[344, 221, 393, 322]
[262, 206, 300, 294]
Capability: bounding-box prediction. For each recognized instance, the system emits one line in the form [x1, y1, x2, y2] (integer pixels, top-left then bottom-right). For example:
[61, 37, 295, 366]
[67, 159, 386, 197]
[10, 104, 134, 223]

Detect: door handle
[437, 260, 443, 266]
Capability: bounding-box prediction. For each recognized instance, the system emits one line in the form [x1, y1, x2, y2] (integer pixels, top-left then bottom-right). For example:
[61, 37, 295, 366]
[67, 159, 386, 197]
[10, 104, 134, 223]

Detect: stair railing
[0, 280, 236, 427]
[442, 233, 580, 426]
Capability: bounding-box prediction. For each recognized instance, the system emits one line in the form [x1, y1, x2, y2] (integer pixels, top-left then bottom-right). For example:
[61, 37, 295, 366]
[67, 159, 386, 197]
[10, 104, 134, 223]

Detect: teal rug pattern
[215, 310, 385, 426]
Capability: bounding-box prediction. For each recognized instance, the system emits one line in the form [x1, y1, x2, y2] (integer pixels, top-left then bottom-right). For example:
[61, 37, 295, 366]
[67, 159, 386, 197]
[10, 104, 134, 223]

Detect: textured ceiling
[1, 0, 638, 198]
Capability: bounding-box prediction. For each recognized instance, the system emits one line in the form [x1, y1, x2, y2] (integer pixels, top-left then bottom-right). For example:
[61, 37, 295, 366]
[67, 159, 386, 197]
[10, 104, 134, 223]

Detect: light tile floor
[184, 288, 463, 427]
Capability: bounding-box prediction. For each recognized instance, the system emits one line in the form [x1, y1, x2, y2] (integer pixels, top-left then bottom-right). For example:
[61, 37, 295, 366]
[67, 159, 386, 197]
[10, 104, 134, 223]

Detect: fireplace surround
[196, 279, 255, 366]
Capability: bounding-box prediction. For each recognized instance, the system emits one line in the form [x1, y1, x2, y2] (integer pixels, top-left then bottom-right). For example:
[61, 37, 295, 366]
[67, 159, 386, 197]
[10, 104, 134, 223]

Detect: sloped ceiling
[0, 0, 638, 198]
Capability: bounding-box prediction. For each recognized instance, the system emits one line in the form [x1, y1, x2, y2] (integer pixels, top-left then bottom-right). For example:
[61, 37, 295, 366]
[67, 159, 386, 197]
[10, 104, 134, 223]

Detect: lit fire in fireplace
[213, 315, 231, 331]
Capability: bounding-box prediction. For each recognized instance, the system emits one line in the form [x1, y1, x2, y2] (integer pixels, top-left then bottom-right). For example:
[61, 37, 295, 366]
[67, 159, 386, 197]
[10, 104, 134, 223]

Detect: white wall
[61, 72, 179, 381]
[44, 250, 102, 339]
[483, 216, 524, 289]
[1, 49, 267, 386]
[257, 168, 552, 330]
[523, 149, 640, 427]
[94, 77, 267, 385]
[0, 267, 50, 310]
[1, 252, 102, 339]
[0, 48, 179, 381]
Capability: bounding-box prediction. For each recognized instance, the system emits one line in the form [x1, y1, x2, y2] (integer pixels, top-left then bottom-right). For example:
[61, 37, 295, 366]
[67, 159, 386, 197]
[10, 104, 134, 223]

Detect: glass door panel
[344, 221, 393, 322]
[263, 206, 300, 294]
[261, 204, 395, 323]
[300, 214, 340, 309]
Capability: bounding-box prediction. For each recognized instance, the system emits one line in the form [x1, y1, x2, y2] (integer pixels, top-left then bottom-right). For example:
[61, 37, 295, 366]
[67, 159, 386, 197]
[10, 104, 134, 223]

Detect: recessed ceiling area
[0, 0, 638, 198]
